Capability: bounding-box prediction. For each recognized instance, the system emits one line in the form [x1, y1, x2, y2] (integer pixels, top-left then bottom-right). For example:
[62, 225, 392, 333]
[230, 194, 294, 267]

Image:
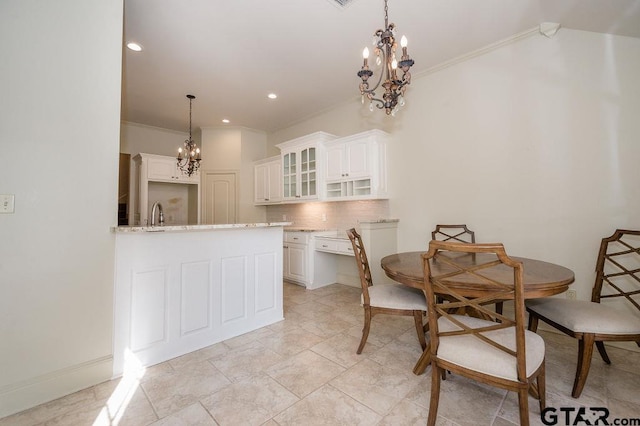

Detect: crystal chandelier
[357, 0, 414, 116]
[177, 94, 201, 176]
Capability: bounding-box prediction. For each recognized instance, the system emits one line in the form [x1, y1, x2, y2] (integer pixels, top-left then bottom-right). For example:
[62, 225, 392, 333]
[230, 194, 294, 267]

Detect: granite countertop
[113, 222, 292, 233]
[359, 218, 399, 224]
[284, 227, 335, 232]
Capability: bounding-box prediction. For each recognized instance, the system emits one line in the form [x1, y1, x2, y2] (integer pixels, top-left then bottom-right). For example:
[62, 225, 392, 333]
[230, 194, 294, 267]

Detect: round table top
[381, 251, 575, 299]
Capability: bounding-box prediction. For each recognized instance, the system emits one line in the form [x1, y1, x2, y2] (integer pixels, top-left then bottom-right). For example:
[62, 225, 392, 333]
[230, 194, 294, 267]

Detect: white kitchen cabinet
[285, 243, 307, 282]
[254, 156, 282, 205]
[323, 129, 388, 201]
[276, 132, 337, 202]
[146, 153, 200, 184]
[283, 230, 337, 289]
[129, 153, 200, 226]
[325, 138, 370, 181]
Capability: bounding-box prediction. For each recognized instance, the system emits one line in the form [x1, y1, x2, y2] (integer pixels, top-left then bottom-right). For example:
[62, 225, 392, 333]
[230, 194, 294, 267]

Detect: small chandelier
[357, 0, 414, 116]
[177, 94, 201, 177]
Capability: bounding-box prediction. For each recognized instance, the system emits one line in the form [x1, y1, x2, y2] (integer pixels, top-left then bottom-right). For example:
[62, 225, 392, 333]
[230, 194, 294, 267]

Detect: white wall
[201, 127, 268, 223]
[120, 121, 190, 157]
[267, 28, 640, 302]
[0, 0, 123, 417]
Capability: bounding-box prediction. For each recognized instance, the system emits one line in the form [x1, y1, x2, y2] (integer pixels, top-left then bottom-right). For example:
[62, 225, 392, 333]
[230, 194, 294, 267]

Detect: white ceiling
[122, 0, 640, 133]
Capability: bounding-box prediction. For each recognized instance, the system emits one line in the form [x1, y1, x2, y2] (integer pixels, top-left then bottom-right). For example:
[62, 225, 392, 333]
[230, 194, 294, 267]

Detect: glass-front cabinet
[300, 147, 316, 198]
[283, 151, 297, 199]
[276, 132, 336, 202]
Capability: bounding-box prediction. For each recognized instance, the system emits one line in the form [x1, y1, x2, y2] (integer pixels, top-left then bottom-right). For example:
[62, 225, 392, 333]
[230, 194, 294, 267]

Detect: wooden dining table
[380, 251, 576, 374]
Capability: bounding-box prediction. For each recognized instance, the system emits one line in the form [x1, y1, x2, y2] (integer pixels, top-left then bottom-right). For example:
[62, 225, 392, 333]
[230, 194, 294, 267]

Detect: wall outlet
[566, 289, 577, 300]
[321, 213, 327, 222]
[0, 194, 15, 214]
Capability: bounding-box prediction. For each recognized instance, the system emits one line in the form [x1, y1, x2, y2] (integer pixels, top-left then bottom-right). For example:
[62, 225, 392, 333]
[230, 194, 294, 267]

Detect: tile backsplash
[266, 200, 390, 232]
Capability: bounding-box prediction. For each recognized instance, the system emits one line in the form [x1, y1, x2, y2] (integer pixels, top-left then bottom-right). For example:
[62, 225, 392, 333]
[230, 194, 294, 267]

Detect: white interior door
[202, 171, 238, 224]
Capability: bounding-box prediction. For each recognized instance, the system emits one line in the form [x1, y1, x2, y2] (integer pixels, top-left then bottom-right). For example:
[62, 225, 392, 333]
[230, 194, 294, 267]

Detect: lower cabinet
[283, 231, 337, 289]
[284, 242, 307, 282]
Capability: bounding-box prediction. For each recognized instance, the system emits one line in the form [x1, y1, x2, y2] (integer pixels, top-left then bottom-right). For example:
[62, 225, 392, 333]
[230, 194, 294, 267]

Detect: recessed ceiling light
[222, 119, 230, 124]
[267, 93, 277, 100]
[126, 42, 143, 52]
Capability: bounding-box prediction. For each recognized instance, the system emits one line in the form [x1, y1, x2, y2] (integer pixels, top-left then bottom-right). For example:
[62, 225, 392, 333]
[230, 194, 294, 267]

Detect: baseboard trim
[336, 273, 359, 288]
[0, 355, 113, 418]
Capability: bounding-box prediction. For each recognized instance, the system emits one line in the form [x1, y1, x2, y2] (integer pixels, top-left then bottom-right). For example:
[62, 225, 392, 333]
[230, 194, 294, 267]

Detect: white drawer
[285, 232, 309, 244]
[315, 237, 355, 256]
[315, 239, 338, 251]
[336, 240, 355, 256]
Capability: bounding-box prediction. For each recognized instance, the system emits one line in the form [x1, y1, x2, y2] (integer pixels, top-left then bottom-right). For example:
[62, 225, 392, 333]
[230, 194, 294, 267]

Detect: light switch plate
[0, 194, 15, 213]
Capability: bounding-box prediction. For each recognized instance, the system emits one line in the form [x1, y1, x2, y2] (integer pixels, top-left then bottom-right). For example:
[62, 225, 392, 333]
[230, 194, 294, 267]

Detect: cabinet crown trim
[324, 129, 390, 146]
[275, 131, 337, 150]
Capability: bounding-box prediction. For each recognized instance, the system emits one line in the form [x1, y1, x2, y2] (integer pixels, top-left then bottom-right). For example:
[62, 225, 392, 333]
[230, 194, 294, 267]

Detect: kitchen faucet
[151, 202, 164, 226]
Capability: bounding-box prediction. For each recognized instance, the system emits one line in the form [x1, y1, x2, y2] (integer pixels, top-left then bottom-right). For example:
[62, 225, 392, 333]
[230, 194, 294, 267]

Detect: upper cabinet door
[325, 145, 345, 181]
[254, 156, 283, 205]
[344, 139, 369, 179]
[299, 147, 316, 198]
[254, 162, 269, 203]
[282, 151, 297, 199]
[147, 156, 180, 182]
[267, 160, 283, 202]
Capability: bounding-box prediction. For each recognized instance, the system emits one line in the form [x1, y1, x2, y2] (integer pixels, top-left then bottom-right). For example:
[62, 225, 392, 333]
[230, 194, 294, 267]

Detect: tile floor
[2, 282, 639, 425]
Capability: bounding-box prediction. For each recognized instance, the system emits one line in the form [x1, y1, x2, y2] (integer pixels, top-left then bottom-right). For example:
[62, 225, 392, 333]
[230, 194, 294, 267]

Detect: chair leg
[595, 341, 611, 364]
[357, 306, 372, 354]
[517, 387, 531, 426]
[528, 313, 539, 332]
[572, 334, 595, 398]
[413, 310, 427, 350]
[537, 360, 546, 413]
[427, 364, 442, 426]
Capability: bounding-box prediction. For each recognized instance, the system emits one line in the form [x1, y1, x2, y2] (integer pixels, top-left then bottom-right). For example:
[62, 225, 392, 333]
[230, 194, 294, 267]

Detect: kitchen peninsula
[111, 222, 289, 376]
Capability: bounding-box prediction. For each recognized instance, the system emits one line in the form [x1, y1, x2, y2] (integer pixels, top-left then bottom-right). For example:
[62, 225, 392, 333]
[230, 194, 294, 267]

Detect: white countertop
[112, 222, 292, 233]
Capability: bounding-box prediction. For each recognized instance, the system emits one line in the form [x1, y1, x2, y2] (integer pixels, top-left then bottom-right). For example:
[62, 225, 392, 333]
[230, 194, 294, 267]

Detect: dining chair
[422, 240, 545, 426]
[526, 229, 640, 398]
[347, 228, 428, 354]
[431, 224, 476, 243]
[431, 224, 505, 315]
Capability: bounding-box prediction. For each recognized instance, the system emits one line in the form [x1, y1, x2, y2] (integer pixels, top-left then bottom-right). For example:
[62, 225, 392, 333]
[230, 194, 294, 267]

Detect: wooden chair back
[347, 228, 373, 304]
[432, 224, 476, 243]
[422, 241, 527, 380]
[592, 229, 640, 313]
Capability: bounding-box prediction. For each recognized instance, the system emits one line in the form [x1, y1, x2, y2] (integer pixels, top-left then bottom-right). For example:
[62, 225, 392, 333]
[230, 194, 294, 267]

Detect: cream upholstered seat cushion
[363, 284, 427, 311]
[437, 315, 545, 381]
[526, 298, 640, 334]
